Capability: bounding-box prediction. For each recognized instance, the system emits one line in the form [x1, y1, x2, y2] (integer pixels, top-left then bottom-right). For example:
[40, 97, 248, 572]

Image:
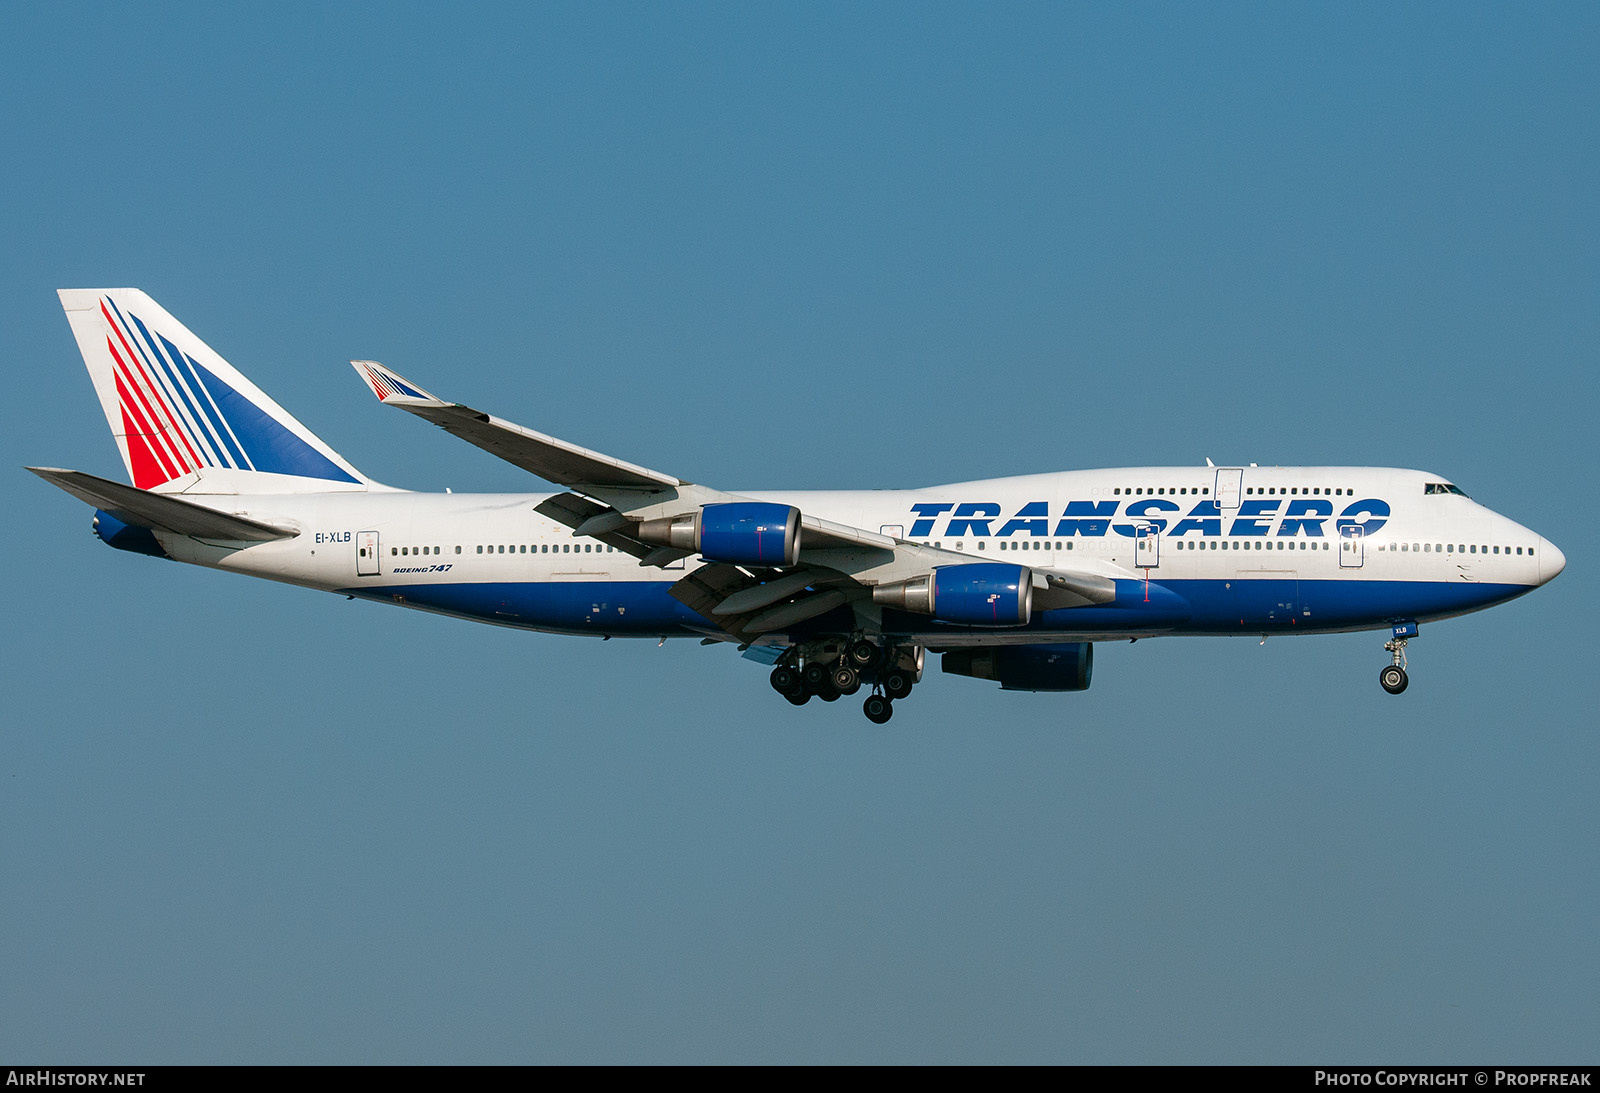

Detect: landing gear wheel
[831, 664, 861, 695]
[801, 662, 830, 691]
[770, 665, 801, 696]
[785, 691, 811, 706]
[863, 694, 893, 724]
[882, 669, 914, 701]
[848, 640, 880, 667]
[1380, 665, 1408, 694]
[817, 683, 841, 702]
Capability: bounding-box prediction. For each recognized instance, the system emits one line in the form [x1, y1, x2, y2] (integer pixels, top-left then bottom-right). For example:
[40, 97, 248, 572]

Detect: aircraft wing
[28, 467, 299, 541]
[351, 361, 679, 490]
[350, 361, 1119, 635]
[352, 360, 895, 555]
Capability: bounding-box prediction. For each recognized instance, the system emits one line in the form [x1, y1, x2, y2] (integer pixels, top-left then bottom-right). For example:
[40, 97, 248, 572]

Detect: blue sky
[3, 2, 1596, 1063]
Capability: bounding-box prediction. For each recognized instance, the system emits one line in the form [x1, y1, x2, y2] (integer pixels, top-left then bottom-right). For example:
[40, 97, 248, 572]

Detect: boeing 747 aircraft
[31, 289, 1565, 722]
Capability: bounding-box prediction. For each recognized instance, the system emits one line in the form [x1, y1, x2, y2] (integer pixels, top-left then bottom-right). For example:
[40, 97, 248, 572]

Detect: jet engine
[872, 563, 1033, 626]
[941, 642, 1094, 691]
[637, 502, 801, 567]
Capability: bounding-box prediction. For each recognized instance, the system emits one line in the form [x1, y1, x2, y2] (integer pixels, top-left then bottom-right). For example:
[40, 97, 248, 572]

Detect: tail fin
[58, 288, 369, 493]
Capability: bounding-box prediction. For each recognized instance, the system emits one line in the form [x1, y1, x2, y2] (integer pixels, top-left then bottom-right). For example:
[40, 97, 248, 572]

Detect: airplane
[30, 289, 1566, 723]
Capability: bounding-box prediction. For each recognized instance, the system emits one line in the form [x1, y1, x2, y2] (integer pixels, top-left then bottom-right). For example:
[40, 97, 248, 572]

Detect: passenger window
[391, 547, 398, 556]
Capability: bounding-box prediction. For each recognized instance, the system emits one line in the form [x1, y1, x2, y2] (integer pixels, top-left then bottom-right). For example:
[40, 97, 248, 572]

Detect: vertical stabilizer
[57, 289, 370, 493]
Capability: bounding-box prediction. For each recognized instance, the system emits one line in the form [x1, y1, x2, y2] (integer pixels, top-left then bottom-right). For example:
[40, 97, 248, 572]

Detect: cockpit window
[1424, 482, 1469, 497]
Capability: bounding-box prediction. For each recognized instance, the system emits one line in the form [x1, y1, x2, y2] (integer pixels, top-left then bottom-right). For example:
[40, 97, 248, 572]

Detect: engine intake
[942, 643, 1094, 691]
[873, 562, 1033, 626]
[638, 502, 801, 567]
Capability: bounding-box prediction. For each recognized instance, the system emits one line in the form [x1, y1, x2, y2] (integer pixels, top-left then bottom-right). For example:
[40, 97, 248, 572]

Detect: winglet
[351, 360, 443, 405]
[349, 363, 684, 491]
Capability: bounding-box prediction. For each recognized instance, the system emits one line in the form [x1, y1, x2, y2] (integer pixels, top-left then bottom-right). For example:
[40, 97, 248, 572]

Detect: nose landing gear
[1379, 621, 1417, 694]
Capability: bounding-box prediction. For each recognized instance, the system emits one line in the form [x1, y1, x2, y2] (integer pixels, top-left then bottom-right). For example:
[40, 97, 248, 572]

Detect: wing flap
[533, 492, 691, 565]
[800, 514, 896, 552]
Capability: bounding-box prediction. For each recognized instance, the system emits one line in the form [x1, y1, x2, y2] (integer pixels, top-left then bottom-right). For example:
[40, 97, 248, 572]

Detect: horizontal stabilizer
[27, 467, 298, 541]
[351, 361, 680, 490]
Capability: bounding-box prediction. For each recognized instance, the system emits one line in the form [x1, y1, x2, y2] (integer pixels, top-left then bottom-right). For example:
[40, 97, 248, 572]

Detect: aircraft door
[1134, 523, 1159, 568]
[357, 531, 380, 576]
[1340, 525, 1364, 568]
[1215, 468, 1243, 511]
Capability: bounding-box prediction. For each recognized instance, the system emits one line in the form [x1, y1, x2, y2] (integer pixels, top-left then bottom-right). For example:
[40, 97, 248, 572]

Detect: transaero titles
[907, 498, 1390, 539]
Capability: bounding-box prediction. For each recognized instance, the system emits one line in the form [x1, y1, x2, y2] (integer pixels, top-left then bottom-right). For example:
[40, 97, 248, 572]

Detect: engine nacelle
[941, 643, 1094, 692]
[872, 563, 1033, 626]
[637, 502, 801, 567]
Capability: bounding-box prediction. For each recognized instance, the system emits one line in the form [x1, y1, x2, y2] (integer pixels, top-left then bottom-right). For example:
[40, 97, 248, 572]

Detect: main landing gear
[1379, 621, 1418, 695]
[769, 638, 923, 723]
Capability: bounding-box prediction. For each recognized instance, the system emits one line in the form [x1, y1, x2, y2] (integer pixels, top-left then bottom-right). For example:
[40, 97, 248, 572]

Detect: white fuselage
[140, 466, 1562, 644]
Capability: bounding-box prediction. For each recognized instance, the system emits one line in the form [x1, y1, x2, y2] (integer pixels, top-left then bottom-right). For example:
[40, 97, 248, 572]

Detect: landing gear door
[1214, 468, 1243, 512]
[357, 531, 380, 576]
[1340, 525, 1364, 568]
[1134, 523, 1159, 568]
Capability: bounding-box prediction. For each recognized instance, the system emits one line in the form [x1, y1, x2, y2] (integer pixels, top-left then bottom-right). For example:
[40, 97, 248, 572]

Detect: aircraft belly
[1166, 577, 1535, 633]
[340, 580, 709, 635]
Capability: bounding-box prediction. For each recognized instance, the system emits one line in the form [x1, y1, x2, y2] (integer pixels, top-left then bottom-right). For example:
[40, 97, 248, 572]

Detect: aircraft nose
[1538, 537, 1566, 584]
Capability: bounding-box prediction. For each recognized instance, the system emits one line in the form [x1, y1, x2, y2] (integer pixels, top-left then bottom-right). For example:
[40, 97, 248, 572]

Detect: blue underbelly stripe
[337, 577, 1534, 637]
